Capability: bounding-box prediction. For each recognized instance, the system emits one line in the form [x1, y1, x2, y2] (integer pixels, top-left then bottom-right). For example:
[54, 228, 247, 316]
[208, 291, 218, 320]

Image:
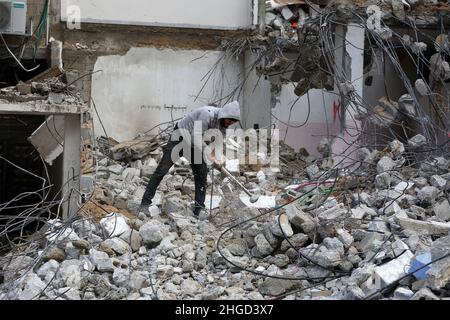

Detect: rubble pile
[1, 134, 449, 300]
[264, 0, 443, 39]
[0, 72, 84, 105]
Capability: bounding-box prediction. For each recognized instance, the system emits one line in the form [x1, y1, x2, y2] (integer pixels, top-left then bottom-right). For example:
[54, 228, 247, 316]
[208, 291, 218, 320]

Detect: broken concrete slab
[28, 116, 64, 165]
[395, 216, 450, 236]
[318, 203, 347, 221]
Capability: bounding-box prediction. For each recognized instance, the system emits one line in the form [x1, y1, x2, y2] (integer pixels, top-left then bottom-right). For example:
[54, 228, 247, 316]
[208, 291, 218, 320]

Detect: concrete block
[373, 250, 414, 288]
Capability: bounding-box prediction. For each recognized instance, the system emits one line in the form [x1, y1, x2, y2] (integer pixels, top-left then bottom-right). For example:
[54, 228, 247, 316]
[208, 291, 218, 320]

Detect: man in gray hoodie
[139, 101, 241, 216]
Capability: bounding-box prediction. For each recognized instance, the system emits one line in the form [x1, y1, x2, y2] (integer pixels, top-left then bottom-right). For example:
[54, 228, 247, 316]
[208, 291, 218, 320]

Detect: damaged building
[0, 0, 449, 301]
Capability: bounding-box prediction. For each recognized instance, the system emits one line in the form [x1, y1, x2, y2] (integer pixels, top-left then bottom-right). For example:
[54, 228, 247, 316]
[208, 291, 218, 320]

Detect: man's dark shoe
[193, 207, 201, 216]
[138, 202, 151, 214]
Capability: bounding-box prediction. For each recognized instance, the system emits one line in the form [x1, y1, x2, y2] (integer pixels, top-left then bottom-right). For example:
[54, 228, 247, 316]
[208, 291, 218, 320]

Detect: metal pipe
[220, 167, 260, 203]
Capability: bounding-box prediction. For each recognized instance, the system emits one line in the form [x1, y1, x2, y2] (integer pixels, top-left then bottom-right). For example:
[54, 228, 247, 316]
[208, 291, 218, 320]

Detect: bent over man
[139, 101, 241, 216]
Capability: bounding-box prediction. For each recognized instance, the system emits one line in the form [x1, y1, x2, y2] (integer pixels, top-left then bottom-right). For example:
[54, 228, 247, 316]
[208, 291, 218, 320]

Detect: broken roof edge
[0, 100, 88, 115]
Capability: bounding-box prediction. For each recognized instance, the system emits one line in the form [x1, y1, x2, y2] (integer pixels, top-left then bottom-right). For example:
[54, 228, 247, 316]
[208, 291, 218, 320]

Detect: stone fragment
[100, 213, 130, 238]
[269, 215, 294, 238]
[18, 273, 46, 300]
[336, 229, 354, 249]
[393, 287, 414, 300]
[408, 134, 427, 148]
[112, 268, 130, 287]
[389, 140, 405, 158]
[107, 164, 124, 175]
[415, 80, 429, 97]
[318, 203, 347, 221]
[306, 164, 320, 179]
[323, 238, 345, 256]
[254, 234, 275, 256]
[433, 200, 450, 222]
[101, 238, 130, 255]
[163, 197, 185, 214]
[258, 278, 295, 296]
[89, 249, 114, 272]
[37, 260, 60, 282]
[119, 229, 142, 252]
[139, 220, 167, 247]
[377, 156, 396, 174]
[129, 272, 147, 290]
[411, 288, 440, 300]
[180, 279, 201, 296]
[417, 186, 440, 204]
[375, 172, 392, 189]
[284, 203, 315, 233]
[280, 233, 309, 251]
[430, 175, 448, 191]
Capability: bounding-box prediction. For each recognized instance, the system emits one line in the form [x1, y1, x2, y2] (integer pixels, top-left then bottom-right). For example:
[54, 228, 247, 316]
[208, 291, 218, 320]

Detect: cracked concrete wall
[91, 47, 244, 141]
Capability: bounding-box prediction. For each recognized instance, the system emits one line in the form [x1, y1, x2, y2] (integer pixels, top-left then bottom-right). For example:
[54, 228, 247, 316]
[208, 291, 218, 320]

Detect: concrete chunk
[254, 234, 275, 256]
[139, 220, 167, 247]
[285, 203, 315, 233]
[373, 250, 414, 288]
[100, 213, 130, 238]
[377, 156, 396, 174]
[417, 186, 440, 204]
[318, 203, 347, 221]
[430, 175, 448, 191]
[426, 235, 450, 290]
[408, 134, 427, 148]
[269, 214, 294, 238]
[393, 287, 414, 300]
[433, 200, 450, 222]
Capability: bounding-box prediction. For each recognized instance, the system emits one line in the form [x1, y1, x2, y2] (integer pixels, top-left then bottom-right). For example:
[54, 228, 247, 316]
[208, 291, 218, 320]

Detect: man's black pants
[141, 131, 208, 213]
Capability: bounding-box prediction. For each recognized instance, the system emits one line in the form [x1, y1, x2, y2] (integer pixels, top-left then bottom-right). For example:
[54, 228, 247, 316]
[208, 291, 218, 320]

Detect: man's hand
[208, 151, 223, 171]
[212, 159, 222, 171]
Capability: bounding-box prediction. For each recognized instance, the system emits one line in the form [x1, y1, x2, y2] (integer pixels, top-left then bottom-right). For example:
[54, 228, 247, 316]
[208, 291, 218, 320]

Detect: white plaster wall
[91, 47, 244, 142]
[273, 85, 339, 155]
[275, 86, 336, 124]
[61, 0, 253, 30]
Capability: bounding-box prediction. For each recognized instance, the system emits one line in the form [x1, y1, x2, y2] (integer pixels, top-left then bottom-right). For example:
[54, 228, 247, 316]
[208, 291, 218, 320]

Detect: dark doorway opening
[0, 114, 61, 251]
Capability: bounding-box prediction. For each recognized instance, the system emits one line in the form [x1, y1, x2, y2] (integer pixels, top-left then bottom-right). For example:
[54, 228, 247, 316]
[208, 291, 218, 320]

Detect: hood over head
[218, 101, 241, 122]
